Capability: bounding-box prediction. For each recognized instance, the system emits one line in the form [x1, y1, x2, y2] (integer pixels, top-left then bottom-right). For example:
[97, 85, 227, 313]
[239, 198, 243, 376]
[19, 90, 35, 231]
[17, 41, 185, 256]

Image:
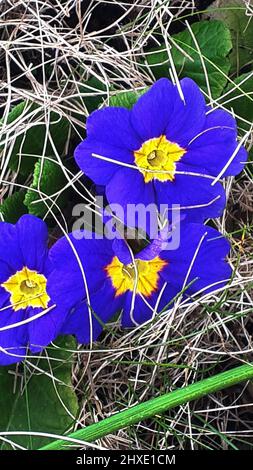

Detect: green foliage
[0, 336, 78, 450]
[207, 0, 253, 75]
[110, 88, 147, 108]
[0, 102, 70, 175]
[0, 191, 27, 223]
[146, 20, 232, 98]
[224, 72, 253, 131]
[24, 158, 69, 218]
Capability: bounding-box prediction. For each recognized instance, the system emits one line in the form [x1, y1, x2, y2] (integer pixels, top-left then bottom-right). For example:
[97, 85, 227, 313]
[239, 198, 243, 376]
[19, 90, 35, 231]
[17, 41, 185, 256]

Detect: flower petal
[17, 215, 49, 272]
[87, 107, 141, 149]
[0, 214, 49, 280]
[49, 231, 114, 296]
[75, 107, 141, 185]
[47, 233, 117, 345]
[183, 108, 247, 176]
[0, 343, 27, 365]
[0, 222, 23, 274]
[166, 78, 206, 147]
[121, 292, 156, 327]
[131, 78, 177, 141]
[75, 137, 135, 185]
[160, 223, 231, 296]
[60, 280, 124, 343]
[0, 307, 28, 365]
[155, 171, 226, 222]
[28, 304, 67, 352]
[106, 168, 156, 233]
[121, 281, 177, 327]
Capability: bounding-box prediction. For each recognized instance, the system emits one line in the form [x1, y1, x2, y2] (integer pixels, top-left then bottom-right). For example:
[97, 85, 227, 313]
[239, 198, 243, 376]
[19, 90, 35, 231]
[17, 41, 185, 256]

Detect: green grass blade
[40, 363, 253, 450]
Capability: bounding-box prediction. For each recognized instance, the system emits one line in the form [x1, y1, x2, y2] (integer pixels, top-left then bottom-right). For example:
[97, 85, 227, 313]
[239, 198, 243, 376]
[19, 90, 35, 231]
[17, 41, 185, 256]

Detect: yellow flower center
[1, 266, 50, 311]
[134, 135, 186, 183]
[105, 256, 167, 297]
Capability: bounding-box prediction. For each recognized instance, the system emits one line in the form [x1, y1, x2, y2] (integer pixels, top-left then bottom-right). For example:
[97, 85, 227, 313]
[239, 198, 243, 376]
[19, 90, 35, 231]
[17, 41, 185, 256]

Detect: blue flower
[49, 223, 231, 332]
[74, 78, 247, 231]
[0, 215, 72, 365]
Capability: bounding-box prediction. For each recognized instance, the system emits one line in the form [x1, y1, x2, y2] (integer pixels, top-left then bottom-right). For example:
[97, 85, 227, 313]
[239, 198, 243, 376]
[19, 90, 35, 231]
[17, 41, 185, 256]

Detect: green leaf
[223, 72, 253, 131]
[109, 88, 147, 108]
[207, 0, 253, 75]
[0, 191, 27, 223]
[146, 20, 232, 98]
[0, 102, 70, 175]
[24, 158, 69, 218]
[0, 336, 78, 450]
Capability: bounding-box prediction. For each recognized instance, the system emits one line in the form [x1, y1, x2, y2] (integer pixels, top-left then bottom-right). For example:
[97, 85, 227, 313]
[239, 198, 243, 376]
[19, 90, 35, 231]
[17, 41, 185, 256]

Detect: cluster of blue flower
[0, 78, 247, 365]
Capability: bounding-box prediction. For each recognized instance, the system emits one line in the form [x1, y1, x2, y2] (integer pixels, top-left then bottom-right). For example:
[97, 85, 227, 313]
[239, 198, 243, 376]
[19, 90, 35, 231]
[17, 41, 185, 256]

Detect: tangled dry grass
[0, 0, 253, 450]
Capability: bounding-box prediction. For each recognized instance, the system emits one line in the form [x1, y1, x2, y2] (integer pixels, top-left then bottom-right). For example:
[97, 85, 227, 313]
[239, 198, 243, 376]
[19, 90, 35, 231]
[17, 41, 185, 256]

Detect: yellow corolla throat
[134, 135, 186, 183]
[1, 267, 50, 311]
[105, 256, 167, 297]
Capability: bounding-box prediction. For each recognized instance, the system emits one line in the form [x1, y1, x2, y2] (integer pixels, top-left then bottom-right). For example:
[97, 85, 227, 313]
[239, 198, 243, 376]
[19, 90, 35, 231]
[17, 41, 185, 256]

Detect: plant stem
[40, 362, 253, 450]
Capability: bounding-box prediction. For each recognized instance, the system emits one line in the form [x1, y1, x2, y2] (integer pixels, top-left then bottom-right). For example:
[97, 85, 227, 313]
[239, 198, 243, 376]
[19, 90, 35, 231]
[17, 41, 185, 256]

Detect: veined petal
[165, 78, 206, 147]
[121, 280, 177, 327]
[130, 78, 177, 141]
[60, 280, 124, 343]
[75, 107, 141, 185]
[0, 215, 49, 276]
[0, 307, 28, 365]
[28, 304, 68, 353]
[106, 168, 156, 234]
[155, 171, 226, 223]
[160, 223, 231, 296]
[17, 214, 49, 272]
[49, 231, 114, 293]
[183, 108, 247, 176]
[87, 107, 141, 150]
[75, 137, 135, 185]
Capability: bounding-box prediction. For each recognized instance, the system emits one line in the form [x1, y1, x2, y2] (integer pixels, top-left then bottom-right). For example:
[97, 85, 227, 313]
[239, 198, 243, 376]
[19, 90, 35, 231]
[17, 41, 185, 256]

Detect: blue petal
[0, 344, 27, 365]
[30, 232, 117, 350]
[184, 108, 247, 176]
[106, 168, 156, 234]
[112, 238, 132, 265]
[121, 293, 156, 327]
[0, 260, 13, 284]
[47, 266, 87, 312]
[0, 215, 49, 280]
[130, 78, 177, 141]
[28, 304, 68, 353]
[131, 78, 205, 146]
[121, 281, 177, 328]
[0, 308, 29, 365]
[75, 107, 142, 185]
[166, 78, 206, 147]
[205, 107, 236, 129]
[47, 233, 117, 343]
[155, 171, 226, 222]
[0, 222, 23, 274]
[17, 214, 49, 272]
[60, 280, 124, 343]
[160, 223, 231, 296]
[0, 288, 10, 310]
[49, 232, 114, 295]
[75, 137, 135, 185]
[87, 107, 141, 150]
